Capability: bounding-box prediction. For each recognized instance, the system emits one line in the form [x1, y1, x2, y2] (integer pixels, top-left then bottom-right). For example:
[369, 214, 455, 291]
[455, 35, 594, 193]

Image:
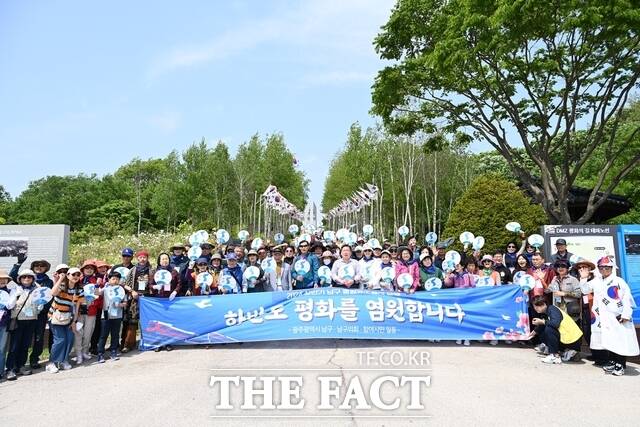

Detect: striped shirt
[49, 284, 84, 318]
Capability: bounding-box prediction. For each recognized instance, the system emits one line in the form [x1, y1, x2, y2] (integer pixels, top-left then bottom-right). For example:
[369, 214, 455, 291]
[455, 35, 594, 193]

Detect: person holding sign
[96, 271, 128, 362]
[372, 250, 396, 291]
[418, 254, 444, 290]
[149, 253, 180, 299]
[185, 257, 212, 296]
[0, 269, 17, 380]
[5, 269, 45, 380]
[169, 243, 189, 267]
[528, 253, 555, 298]
[46, 267, 84, 374]
[331, 245, 361, 288]
[395, 247, 419, 293]
[292, 239, 319, 289]
[478, 255, 501, 286]
[121, 250, 152, 353]
[242, 250, 267, 293]
[221, 254, 243, 294]
[358, 244, 377, 290]
[265, 247, 291, 291]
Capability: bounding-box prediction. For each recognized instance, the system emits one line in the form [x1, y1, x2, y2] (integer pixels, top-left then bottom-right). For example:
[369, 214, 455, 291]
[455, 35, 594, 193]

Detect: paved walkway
[1, 340, 638, 426]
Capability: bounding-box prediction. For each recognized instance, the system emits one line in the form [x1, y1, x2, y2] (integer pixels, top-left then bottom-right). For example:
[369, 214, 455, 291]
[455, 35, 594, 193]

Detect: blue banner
[139, 286, 530, 350]
[617, 224, 640, 323]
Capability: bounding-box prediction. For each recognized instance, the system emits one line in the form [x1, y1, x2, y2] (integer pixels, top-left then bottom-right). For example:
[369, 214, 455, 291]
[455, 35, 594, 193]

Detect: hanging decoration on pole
[324, 183, 379, 226]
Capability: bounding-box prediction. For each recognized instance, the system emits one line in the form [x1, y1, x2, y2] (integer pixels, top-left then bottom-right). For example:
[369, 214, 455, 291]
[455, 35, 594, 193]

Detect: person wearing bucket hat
[395, 247, 419, 293]
[8, 257, 54, 370]
[170, 243, 189, 267]
[242, 250, 267, 293]
[574, 259, 601, 362]
[5, 269, 46, 380]
[73, 259, 99, 364]
[478, 255, 501, 286]
[547, 260, 582, 351]
[372, 249, 395, 291]
[583, 256, 639, 376]
[0, 268, 17, 380]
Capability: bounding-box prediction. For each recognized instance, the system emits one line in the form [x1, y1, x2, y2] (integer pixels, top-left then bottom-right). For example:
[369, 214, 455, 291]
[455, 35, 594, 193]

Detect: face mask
[323, 259, 332, 265]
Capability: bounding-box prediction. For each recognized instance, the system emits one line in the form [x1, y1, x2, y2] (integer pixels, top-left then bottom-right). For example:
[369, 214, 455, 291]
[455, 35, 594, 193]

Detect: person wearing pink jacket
[395, 247, 420, 293]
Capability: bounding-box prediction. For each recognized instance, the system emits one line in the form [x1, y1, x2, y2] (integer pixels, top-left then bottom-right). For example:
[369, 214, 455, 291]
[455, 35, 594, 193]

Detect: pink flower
[482, 332, 496, 340]
[515, 296, 523, 303]
[516, 312, 529, 328]
[505, 331, 523, 340]
[495, 326, 505, 334]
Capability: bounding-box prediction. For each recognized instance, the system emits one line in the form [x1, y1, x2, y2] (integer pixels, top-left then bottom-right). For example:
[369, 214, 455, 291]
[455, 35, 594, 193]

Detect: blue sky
[0, 0, 396, 208]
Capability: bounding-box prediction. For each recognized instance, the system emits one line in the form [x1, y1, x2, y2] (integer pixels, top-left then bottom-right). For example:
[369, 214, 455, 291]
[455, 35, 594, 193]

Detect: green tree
[0, 185, 11, 224]
[443, 174, 548, 254]
[372, 0, 640, 224]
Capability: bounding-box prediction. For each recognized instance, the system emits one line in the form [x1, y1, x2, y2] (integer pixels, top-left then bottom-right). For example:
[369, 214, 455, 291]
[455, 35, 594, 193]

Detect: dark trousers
[28, 309, 49, 365]
[6, 319, 37, 372]
[90, 315, 102, 353]
[120, 319, 129, 349]
[581, 304, 592, 346]
[538, 324, 581, 355]
[610, 352, 627, 368]
[98, 316, 122, 355]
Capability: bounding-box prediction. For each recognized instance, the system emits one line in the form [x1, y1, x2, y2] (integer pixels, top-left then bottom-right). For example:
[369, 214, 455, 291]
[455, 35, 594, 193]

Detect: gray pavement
[1, 339, 638, 427]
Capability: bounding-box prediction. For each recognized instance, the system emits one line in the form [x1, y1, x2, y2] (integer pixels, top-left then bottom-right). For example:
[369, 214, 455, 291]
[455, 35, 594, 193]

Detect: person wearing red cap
[584, 256, 639, 376]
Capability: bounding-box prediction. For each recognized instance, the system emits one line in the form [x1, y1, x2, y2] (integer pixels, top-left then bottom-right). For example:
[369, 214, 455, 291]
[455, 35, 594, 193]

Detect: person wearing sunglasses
[46, 267, 84, 374]
[292, 239, 319, 289]
[583, 256, 639, 376]
[283, 245, 296, 265]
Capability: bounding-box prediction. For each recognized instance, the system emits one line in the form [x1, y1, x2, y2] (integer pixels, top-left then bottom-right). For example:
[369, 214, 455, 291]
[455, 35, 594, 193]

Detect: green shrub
[442, 174, 548, 254]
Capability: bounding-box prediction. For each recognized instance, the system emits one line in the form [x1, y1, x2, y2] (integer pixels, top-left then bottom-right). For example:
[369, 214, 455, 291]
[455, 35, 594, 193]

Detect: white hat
[362, 244, 373, 252]
[17, 269, 36, 279]
[355, 246, 363, 252]
[67, 267, 82, 275]
[55, 263, 69, 272]
[419, 253, 432, 262]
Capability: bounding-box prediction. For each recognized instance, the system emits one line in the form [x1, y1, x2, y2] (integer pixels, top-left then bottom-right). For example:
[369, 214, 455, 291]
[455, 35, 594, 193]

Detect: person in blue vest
[9, 255, 54, 371]
[292, 239, 319, 289]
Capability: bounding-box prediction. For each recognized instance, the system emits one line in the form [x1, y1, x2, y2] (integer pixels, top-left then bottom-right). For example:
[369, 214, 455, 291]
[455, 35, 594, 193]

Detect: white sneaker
[561, 350, 578, 362]
[541, 354, 562, 364]
[456, 340, 462, 345]
[76, 353, 83, 365]
[45, 363, 59, 374]
[535, 344, 548, 354]
[490, 340, 498, 346]
[83, 352, 93, 360]
[60, 361, 72, 370]
[463, 340, 470, 346]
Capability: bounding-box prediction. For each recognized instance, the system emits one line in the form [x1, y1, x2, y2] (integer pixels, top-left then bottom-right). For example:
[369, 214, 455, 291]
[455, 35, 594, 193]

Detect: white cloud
[301, 70, 375, 87]
[147, 111, 182, 132]
[148, 0, 395, 83]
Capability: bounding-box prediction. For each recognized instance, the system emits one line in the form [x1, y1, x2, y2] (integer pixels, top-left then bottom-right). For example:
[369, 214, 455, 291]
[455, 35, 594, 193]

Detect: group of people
[0, 230, 637, 382]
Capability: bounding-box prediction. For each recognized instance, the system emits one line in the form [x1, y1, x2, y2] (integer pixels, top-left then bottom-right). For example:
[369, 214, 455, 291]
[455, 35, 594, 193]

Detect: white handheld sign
[83, 284, 96, 302]
[398, 225, 409, 238]
[425, 232, 438, 245]
[32, 287, 53, 306]
[445, 250, 461, 266]
[187, 246, 202, 261]
[381, 267, 395, 283]
[261, 258, 276, 273]
[251, 238, 264, 251]
[459, 231, 475, 245]
[274, 233, 285, 244]
[324, 230, 335, 242]
[196, 272, 213, 290]
[293, 259, 310, 276]
[518, 273, 536, 291]
[505, 222, 522, 233]
[189, 230, 209, 246]
[113, 267, 130, 284]
[219, 274, 236, 292]
[362, 224, 374, 236]
[442, 260, 456, 272]
[367, 238, 381, 250]
[288, 224, 299, 235]
[318, 266, 332, 283]
[243, 267, 260, 287]
[473, 236, 485, 251]
[154, 270, 173, 292]
[215, 229, 230, 244]
[424, 277, 443, 291]
[336, 228, 349, 242]
[475, 276, 495, 287]
[528, 234, 544, 248]
[338, 264, 356, 281]
[238, 230, 250, 242]
[397, 273, 413, 289]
